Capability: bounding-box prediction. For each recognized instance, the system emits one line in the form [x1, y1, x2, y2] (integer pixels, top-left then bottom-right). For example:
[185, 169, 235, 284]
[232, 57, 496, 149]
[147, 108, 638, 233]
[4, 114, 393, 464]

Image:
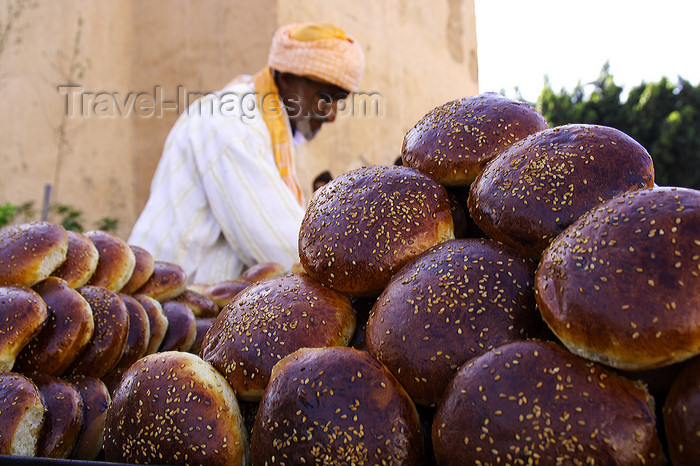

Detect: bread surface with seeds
[51, 230, 99, 288]
[103, 351, 249, 466]
[0, 372, 46, 456]
[663, 355, 700, 465]
[432, 339, 665, 465]
[299, 164, 455, 297]
[15, 277, 94, 376]
[134, 260, 187, 301]
[367, 238, 540, 407]
[402, 92, 548, 187]
[85, 230, 136, 292]
[536, 186, 700, 370]
[0, 285, 48, 372]
[119, 245, 154, 294]
[200, 273, 355, 401]
[468, 124, 655, 259]
[0, 221, 68, 287]
[251, 346, 425, 465]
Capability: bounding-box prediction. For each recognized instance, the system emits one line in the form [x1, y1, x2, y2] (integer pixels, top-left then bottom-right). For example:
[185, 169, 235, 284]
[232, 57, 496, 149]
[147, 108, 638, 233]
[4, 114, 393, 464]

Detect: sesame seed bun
[432, 340, 665, 465]
[132, 294, 168, 356]
[200, 273, 356, 401]
[0, 221, 68, 287]
[134, 260, 187, 301]
[64, 374, 111, 461]
[115, 294, 150, 370]
[194, 279, 251, 309]
[535, 186, 700, 371]
[0, 286, 48, 372]
[468, 124, 655, 259]
[238, 261, 287, 283]
[402, 92, 548, 187]
[663, 355, 700, 465]
[366, 238, 541, 407]
[85, 230, 136, 292]
[0, 372, 45, 456]
[299, 164, 455, 297]
[157, 299, 196, 353]
[251, 346, 425, 465]
[119, 245, 154, 294]
[104, 351, 249, 465]
[51, 230, 99, 288]
[171, 288, 219, 318]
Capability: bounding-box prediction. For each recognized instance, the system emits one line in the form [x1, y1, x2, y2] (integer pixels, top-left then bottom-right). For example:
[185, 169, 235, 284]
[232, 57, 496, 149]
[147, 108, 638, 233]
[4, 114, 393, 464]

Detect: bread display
[401, 92, 548, 187]
[0, 372, 45, 456]
[157, 299, 196, 353]
[201, 273, 356, 401]
[28, 372, 84, 459]
[468, 123, 656, 258]
[366, 238, 541, 406]
[134, 260, 187, 301]
[251, 346, 425, 465]
[432, 339, 665, 465]
[0, 286, 48, 372]
[85, 230, 136, 292]
[50, 230, 99, 288]
[115, 294, 150, 370]
[663, 355, 700, 465]
[132, 293, 168, 355]
[536, 186, 700, 370]
[65, 285, 129, 378]
[15, 277, 94, 376]
[172, 288, 219, 318]
[0, 221, 68, 287]
[299, 164, 455, 297]
[104, 351, 249, 465]
[119, 245, 154, 294]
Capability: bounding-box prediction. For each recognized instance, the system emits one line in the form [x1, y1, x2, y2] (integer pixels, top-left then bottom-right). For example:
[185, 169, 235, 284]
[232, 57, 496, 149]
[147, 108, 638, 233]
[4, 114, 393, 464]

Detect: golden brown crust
[0, 221, 68, 287]
[197, 279, 251, 309]
[0, 286, 48, 372]
[158, 299, 196, 353]
[189, 317, 215, 356]
[172, 288, 219, 318]
[251, 346, 425, 465]
[65, 374, 111, 461]
[468, 124, 656, 259]
[432, 340, 665, 465]
[30, 371, 84, 459]
[366, 238, 540, 406]
[200, 273, 356, 401]
[0, 372, 45, 456]
[115, 294, 150, 370]
[51, 230, 99, 288]
[66, 285, 129, 378]
[299, 165, 455, 297]
[85, 230, 136, 292]
[119, 245, 154, 294]
[104, 351, 249, 465]
[663, 356, 700, 465]
[402, 92, 548, 186]
[134, 260, 187, 301]
[15, 277, 94, 376]
[132, 294, 168, 355]
[238, 261, 287, 283]
[535, 186, 700, 370]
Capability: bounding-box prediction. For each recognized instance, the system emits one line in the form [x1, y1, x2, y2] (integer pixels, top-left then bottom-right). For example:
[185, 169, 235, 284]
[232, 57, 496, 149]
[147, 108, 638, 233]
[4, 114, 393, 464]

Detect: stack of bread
[2, 91, 699, 464]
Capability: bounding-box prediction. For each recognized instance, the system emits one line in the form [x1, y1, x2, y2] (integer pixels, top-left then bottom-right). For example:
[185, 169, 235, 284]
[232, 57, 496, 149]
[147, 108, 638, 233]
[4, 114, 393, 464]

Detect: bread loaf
[115, 294, 150, 370]
[195, 279, 250, 309]
[157, 300, 196, 353]
[85, 230, 136, 292]
[0, 286, 48, 372]
[119, 245, 154, 294]
[132, 294, 168, 355]
[0, 372, 45, 456]
[134, 260, 187, 301]
[172, 288, 219, 318]
[238, 261, 286, 283]
[0, 221, 68, 287]
[51, 230, 99, 288]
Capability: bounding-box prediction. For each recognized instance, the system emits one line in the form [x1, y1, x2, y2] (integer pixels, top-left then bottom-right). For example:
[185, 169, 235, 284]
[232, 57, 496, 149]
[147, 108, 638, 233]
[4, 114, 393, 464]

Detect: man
[128, 23, 365, 284]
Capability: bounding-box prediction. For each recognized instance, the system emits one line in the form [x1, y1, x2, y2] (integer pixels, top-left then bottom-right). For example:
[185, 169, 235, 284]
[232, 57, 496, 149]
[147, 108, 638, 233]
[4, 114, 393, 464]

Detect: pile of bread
[2, 91, 699, 465]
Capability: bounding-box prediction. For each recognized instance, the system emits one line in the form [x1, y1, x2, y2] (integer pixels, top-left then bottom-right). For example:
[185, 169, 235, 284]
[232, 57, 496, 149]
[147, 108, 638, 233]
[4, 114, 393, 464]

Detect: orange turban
[267, 23, 366, 93]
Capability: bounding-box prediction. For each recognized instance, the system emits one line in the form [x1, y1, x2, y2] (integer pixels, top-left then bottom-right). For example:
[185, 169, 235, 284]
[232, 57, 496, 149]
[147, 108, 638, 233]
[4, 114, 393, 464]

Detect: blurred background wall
[0, 0, 478, 239]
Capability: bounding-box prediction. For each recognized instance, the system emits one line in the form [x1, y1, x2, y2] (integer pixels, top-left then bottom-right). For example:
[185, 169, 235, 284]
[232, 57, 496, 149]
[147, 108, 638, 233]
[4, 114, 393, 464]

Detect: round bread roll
[432, 340, 665, 465]
[85, 230, 136, 292]
[535, 186, 700, 370]
[132, 294, 168, 355]
[238, 261, 287, 283]
[104, 351, 249, 465]
[200, 273, 356, 401]
[119, 245, 154, 294]
[0, 221, 68, 287]
[0, 372, 45, 456]
[0, 286, 48, 372]
[65, 285, 129, 378]
[401, 92, 548, 187]
[299, 165, 455, 297]
[15, 277, 94, 376]
[115, 294, 150, 370]
[172, 288, 219, 318]
[158, 299, 196, 353]
[29, 372, 84, 459]
[189, 317, 215, 356]
[196, 279, 251, 309]
[663, 355, 700, 465]
[468, 124, 655, 259]
[65, 375, 111, 461]
[51, 230, 99, 288]
[134, 260, 187, 301]
[367, 238, 541, 406]
[251, 346, 425, 465]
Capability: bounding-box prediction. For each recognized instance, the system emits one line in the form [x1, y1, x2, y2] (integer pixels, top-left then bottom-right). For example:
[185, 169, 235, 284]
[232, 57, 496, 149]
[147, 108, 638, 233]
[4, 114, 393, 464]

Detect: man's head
[267, 23, 365, 140]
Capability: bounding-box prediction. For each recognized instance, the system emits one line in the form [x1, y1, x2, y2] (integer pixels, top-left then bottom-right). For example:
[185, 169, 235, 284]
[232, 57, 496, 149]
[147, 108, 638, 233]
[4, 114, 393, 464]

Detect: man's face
[278, 74, 350, 141]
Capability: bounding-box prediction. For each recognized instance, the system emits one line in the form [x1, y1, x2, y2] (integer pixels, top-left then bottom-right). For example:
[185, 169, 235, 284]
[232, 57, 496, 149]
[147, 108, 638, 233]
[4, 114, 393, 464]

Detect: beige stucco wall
[0, 0, 478, 239]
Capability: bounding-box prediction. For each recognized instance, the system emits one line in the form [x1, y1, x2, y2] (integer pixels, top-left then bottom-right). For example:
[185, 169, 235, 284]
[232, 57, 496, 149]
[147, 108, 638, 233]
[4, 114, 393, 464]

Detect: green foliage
[535, 63, 700, 189]
[0, 200, 118, 232]
[0, 201, 34, 227]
